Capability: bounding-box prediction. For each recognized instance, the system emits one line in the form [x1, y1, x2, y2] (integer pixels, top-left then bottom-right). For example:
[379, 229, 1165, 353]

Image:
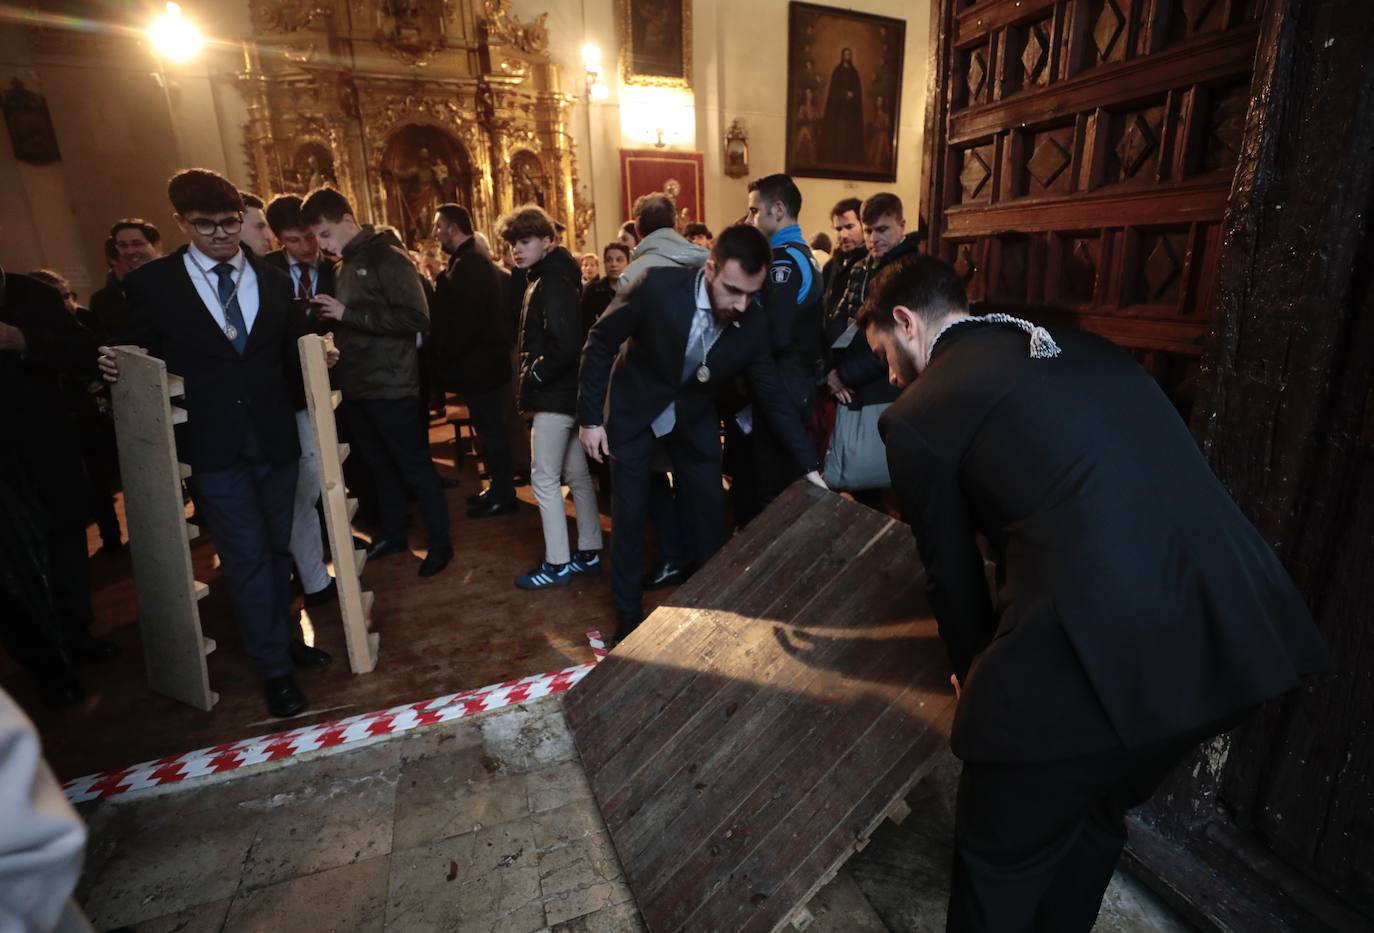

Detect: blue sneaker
[568, 550, 603, 575]
[515, 560, 572, 590]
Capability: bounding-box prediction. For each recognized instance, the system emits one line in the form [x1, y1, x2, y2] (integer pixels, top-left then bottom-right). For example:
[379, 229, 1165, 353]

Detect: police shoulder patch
[770, 264, 792, 284]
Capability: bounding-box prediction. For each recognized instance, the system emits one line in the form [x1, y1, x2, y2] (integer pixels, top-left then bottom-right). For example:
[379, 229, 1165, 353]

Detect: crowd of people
[0, 151, 1335, 933]
[0, 164, 921, 719]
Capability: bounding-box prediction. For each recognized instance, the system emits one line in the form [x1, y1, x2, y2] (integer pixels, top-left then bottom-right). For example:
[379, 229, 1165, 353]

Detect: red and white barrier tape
[63, 630, 607, 804]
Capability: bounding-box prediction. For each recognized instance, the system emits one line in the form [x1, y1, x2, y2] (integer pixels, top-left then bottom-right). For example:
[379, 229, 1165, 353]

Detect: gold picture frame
[618, 0, 692, 90]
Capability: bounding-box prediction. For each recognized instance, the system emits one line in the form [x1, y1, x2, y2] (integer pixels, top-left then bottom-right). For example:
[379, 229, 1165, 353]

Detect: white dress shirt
[183, 245, 260, 336]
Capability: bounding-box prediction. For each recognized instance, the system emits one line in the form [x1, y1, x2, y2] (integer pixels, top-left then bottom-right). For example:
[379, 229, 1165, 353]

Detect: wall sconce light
[583, 43, 609, 101]
[724, 119, 749, 178]
[148, 1, 203, 63]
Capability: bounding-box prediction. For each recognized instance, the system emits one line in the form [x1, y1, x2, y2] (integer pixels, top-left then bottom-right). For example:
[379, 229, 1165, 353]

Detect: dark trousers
[466, 384, 515, 504]
[344, 397, 451, 549]
[190, 461, 298, 680]
[610, 422, 724, 626]
[947, 733, 1202, 932]
[648, 472, 688, 566]
[80, 418, 121, 546]
[751, 369, 814, 514]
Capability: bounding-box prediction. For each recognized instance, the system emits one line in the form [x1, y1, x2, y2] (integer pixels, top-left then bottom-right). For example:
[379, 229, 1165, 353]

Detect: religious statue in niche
[381, 124, 471, 246]
[290, 142, 337, 193]
[1, 78, 61, 165]
[511, 151, 547, 208]
[785, 3, 905, 182]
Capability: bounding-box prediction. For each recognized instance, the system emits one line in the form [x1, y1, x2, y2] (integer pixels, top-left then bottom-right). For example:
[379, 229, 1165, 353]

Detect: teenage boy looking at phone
[299, 186, 453, 578]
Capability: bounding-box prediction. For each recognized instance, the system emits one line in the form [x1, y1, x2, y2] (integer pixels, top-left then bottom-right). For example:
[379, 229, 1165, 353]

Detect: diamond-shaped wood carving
[1145, 237, 1181, 300]
[967, 49, 988, 104]
[1021, 24, 1049, 86]
[1182, 0, 1220, 29]
[1027, 136, 1071, 190]
[1116, 115, 1159, 177]
[1207, 90, 1247, 170]
[960, 149, 991, 201]
[1093, 0, 1125, 61]
[954, 244, 976, 283]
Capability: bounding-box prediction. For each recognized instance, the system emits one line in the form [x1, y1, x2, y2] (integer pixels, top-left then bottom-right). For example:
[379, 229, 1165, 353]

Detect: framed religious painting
[786, 2, 905, 182]
[618, 0, 692, 89]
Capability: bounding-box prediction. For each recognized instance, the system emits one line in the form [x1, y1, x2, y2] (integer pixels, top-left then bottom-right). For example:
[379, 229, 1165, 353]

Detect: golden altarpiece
[241, 0, 590, 248]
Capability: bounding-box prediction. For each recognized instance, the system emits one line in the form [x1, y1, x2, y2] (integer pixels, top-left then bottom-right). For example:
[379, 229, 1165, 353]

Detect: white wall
[517, 0, 933, 250]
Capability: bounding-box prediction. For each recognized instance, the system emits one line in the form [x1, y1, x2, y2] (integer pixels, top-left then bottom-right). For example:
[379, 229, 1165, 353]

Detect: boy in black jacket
[500, 206, 602, 590]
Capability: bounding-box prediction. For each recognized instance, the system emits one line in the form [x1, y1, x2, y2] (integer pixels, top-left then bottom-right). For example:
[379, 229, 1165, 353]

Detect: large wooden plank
[109, 347, 217, 711]
[299, 334, 378, 674]
[564, 484, 956, 933]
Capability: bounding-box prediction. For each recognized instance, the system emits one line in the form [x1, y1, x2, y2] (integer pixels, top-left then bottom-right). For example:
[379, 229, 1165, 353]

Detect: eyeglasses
[187, 215, 244, 236]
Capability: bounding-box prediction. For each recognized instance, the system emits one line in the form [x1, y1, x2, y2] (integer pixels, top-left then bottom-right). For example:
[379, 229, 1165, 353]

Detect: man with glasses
[97, 169, 338, 719]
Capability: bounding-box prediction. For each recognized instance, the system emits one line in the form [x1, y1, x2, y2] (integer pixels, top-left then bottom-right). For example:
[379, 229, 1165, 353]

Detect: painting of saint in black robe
[820, 48, 864, 163]
[786, 3, 905, 182]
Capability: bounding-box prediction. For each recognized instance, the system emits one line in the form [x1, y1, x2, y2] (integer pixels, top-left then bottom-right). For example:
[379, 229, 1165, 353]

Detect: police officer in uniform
[736, 173, 825, 521]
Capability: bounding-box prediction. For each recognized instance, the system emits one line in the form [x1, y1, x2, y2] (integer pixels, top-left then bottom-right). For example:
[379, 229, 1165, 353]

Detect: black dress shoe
[37, 669, 87, 708]
[367, 539, 407, 560]
[288, 641, 332, 670]
[264, 675, 307, 718]
[512, 471, 531, 487]
[303, 579, 338, 607]
[614, 613, 643, 643]
[642, 561, 695, 591]
[352, 534, 371, 551]
[66, 631, 120, 662]
[466, 498, 517, 519]
[466, 489, 490, 507]
[418, 545, 454, 577]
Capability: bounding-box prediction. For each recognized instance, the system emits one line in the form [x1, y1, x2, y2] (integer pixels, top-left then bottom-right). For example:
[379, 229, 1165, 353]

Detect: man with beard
[429, 203, 517, 519]
[819, 47, 864, 164]
[822, 197, 866, 324]
[578, 224, 825, 641]
[859, 253, 1328, 932]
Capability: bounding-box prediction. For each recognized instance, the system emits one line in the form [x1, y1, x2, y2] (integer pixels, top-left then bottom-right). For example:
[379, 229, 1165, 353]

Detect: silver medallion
[224, 323, 238, 341]
[696, 364, 710, 383]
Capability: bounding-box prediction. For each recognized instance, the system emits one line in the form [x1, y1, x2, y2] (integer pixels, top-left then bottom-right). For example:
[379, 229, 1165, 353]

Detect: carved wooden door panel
[921, 0, 1261, 414]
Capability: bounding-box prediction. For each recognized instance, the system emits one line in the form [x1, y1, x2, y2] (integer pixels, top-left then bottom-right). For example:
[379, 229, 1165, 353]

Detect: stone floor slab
[386, 818, 543, 932]
[133, 897, 232, 933]
[479, 703, 579, 775]
[238, 768, 398, 890]
[392, 751, 530, 850]
[527, 759, 595, 815]
[223, 855, 390, 932]
[78, 804, 258, 929]
[548, 899, 647, 933]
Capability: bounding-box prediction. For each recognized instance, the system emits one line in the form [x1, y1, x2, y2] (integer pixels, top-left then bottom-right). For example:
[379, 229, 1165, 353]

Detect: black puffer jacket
[431, 237, 512, 392]
[517, 246, 584, 415]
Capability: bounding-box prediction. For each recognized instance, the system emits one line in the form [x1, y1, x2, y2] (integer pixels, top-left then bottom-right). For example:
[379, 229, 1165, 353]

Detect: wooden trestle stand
[108, 347, 218, 710]
[298, 334, 378, 673]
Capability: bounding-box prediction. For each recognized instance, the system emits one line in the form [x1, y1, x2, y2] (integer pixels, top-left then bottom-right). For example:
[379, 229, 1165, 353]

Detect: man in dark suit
[98, 169, 337, 718]
[578, 224, 826, 639]
[857, 254, 1329, 931]
[429, 203, 517, 518]
[263, 194, 343, 606]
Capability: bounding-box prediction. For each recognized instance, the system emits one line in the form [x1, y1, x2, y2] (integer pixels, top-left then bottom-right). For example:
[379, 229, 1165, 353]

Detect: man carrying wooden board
[858, 253, 1328, 931]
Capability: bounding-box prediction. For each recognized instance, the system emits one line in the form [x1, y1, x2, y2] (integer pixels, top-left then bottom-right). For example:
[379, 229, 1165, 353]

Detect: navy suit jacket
[579, 266, 817, 471]
[122, 247, 307, 472]
[880, 323, 1328, 762]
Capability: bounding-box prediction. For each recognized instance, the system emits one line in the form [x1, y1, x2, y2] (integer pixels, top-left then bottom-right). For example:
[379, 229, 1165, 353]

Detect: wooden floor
[5, 403, 672, 781]
[564, 483, 957, 933]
